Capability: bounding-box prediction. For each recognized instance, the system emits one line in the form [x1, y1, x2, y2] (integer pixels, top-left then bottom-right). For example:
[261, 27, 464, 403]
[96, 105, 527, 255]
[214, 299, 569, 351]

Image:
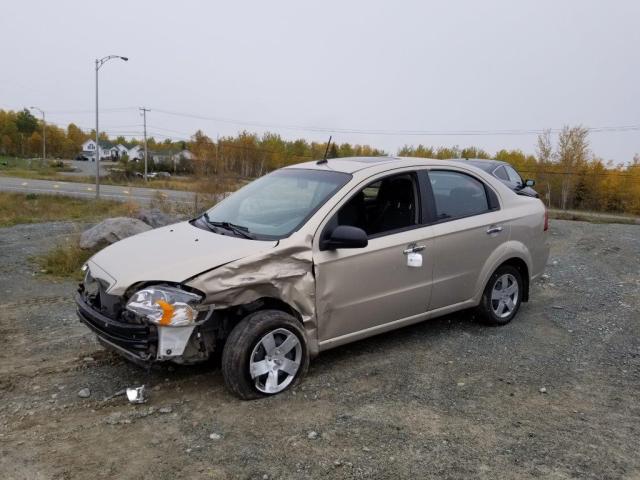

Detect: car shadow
[99, 309, 490, 395]
[312, 309, 481, 368]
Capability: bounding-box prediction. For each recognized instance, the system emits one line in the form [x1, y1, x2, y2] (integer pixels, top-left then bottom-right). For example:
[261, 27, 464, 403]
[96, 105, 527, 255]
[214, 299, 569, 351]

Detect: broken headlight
[126, 286, 203, 327]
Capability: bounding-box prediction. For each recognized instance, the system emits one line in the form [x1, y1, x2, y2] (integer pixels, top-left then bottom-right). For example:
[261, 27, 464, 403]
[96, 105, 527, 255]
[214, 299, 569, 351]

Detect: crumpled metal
[186, 236, 319, 356]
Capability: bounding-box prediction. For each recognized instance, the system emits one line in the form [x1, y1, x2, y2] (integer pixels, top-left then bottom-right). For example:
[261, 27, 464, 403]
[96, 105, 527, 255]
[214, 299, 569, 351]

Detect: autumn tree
[557, 126, 589, 210]
[16, 109, 38, 135]
[534, 129, 555, 205]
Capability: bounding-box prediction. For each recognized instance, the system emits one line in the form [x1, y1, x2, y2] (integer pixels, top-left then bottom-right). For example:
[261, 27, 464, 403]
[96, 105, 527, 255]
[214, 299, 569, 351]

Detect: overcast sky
[1, 0, 638, 163]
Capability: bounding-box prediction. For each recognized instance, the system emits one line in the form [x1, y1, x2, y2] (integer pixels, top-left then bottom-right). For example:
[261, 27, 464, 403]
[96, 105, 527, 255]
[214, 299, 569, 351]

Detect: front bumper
[75, 293, 157, 365]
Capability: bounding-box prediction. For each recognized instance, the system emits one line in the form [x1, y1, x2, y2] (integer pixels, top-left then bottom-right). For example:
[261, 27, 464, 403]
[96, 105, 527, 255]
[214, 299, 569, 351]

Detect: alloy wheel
[491, 273, 519, 318]
[249, 328, 302, 394]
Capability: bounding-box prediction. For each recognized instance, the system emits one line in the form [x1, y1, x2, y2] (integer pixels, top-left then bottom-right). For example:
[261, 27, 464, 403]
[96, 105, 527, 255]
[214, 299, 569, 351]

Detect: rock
[307, 431, 318, 440]
[77, 388, 91, 398]
[136, 209, 176, 228]
[552, 260, 558, 266]
[80, 217, 152, 250]
[158, 407, 173, 414]
[209, 433, 222, 440]
[82, 356, 95, 362]
[539, 387, 547, 394]
[105, 412, 123, 425]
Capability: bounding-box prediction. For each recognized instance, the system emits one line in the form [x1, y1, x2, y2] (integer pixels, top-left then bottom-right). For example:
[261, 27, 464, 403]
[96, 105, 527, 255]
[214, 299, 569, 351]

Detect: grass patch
[0, 192, 139, 227]
[34, 237, 95, 280]
[0, 157, 74, 180]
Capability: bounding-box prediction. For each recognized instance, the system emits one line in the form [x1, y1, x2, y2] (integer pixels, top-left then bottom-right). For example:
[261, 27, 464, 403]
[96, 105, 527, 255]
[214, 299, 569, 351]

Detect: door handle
[486, 225, 503, 235]
[403, 244, 426, 254]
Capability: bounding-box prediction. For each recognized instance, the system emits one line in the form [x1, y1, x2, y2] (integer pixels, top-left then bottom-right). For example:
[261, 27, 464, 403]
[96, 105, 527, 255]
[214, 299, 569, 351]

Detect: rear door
[426, 169, 508, 310]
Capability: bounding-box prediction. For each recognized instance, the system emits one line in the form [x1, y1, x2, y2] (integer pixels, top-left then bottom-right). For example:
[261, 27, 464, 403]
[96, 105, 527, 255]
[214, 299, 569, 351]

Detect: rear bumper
[75, 293, 157, 364]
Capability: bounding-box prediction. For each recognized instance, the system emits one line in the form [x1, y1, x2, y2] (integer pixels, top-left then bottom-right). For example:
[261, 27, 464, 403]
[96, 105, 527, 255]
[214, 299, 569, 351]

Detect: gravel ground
[0, 219, 639, 480]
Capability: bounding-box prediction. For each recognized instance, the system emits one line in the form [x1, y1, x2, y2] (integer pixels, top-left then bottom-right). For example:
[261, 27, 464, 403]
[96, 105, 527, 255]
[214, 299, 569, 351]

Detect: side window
[505, 165, 523, 185]
[334, 173, 419, 237]
[429, 170, 490, 220]
[494, 166, 509, 181]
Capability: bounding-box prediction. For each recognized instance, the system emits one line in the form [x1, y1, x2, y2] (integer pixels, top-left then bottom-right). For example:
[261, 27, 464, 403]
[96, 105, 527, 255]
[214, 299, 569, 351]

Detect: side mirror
[525, 179, 536, 187]
[321, 225, 368, 251]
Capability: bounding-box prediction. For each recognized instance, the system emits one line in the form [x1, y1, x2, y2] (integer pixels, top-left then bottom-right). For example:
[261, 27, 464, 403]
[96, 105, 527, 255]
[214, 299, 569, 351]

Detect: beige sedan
[76, 157, 550, 399]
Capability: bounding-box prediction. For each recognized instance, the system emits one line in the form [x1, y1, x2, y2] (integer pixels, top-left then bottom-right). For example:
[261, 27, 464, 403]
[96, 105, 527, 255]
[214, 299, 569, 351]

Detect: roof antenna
[317, 135, 332, 164]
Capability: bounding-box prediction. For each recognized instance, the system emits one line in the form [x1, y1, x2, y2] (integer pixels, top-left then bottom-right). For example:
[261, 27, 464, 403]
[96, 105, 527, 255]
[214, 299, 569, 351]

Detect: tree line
[399, 127, 640, 215]
[1, 109, 638, 214]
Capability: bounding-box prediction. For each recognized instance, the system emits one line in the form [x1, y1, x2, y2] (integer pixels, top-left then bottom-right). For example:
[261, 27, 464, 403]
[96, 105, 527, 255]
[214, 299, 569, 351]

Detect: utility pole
[29, 107, 45, 162]
[140, 107, 150, 181]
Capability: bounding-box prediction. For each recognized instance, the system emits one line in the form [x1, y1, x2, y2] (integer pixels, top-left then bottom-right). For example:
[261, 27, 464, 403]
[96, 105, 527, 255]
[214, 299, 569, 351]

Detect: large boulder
[135, 209, 176, 228]
[80, 217, 152, 250]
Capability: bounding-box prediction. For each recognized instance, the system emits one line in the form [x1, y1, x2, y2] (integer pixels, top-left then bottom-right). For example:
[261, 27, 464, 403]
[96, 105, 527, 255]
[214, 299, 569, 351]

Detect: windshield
[201, 168, 351, 240]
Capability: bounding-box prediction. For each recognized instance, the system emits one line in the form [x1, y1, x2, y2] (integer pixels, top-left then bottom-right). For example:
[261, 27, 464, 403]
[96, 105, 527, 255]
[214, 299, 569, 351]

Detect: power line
[46, 107, 138, 115]
[151, 107, 640, 137]
[6, 103, 639, 137]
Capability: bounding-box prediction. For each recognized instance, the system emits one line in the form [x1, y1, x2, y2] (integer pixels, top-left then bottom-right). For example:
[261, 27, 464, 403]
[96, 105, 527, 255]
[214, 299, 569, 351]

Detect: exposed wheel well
[498, 258, 530, 302]
[210, 297, 303, 341]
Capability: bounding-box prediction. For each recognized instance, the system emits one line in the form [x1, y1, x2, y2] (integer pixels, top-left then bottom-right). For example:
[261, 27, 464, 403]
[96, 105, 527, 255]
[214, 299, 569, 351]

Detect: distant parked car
[451, 159, 539, 198]
[75, 155, 89, 161]
[147, 172, 171, 179]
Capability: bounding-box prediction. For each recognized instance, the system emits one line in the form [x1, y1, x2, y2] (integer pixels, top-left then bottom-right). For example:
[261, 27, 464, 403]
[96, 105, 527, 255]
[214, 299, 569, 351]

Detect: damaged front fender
[185, 236, 319, 357]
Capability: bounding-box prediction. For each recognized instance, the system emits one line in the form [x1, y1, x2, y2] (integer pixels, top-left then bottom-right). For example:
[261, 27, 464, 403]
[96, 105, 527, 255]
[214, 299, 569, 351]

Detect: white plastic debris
[126, 385, 147, 404]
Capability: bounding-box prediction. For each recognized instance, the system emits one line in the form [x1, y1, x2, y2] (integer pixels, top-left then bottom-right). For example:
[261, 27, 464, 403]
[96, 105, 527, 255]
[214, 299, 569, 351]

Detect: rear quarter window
[494, 166, 509, 181]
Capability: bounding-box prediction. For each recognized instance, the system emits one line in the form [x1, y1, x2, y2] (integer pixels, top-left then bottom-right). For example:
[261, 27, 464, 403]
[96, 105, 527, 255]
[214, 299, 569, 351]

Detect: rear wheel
[477, 265, 523, 325]
[221, 310, 309, 400]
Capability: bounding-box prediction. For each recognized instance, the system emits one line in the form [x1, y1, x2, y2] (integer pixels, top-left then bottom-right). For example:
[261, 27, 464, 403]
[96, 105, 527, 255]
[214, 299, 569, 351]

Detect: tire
[476, 264, 523, 326]
[221, 309, 309, 400]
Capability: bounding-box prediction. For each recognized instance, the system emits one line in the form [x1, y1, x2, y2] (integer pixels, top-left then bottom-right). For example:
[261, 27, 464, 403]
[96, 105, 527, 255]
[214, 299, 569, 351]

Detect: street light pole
[95, 59, 100, 199]
[29, 106, 45, 162]
[94, 54, 128, 199]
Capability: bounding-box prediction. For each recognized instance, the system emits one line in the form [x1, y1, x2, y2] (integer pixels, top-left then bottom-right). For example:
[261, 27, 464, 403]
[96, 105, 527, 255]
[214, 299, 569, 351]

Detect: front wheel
[476, 265, 523, 325]
[221, 310, 309, 400]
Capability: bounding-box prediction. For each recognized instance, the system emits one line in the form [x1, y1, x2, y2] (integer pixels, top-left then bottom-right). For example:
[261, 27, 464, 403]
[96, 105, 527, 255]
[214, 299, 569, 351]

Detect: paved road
[0, 175, 195, 205]
[59, 159, 118, 177]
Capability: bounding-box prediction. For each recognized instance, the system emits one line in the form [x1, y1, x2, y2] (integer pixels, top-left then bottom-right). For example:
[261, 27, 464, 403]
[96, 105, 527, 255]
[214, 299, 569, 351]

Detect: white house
[81, 139, 120, 161]
[172, 149, 194, 162]
[115, 144, 129, 157]
[150, 149, 195, 170]
[128, 145, 144, 161]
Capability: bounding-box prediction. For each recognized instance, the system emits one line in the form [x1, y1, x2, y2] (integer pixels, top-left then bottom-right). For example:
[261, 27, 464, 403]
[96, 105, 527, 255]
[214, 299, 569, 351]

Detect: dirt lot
[1, 219, 639, 479]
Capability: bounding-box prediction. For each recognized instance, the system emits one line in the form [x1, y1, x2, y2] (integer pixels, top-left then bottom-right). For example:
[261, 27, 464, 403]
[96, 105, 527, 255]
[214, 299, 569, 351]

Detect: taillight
[543, 207, 549, 231]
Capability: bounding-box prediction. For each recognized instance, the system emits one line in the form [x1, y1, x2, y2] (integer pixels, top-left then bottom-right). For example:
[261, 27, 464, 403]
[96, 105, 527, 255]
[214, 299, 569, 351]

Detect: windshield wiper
[203, 213, 255, 239]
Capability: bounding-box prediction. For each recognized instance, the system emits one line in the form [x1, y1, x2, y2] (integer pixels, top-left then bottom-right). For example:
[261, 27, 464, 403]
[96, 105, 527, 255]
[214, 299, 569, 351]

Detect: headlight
[126, 286, 203, 327]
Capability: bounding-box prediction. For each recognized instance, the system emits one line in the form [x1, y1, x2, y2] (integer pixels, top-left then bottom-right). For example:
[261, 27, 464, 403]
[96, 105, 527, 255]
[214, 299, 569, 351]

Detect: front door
[313, 171, 435, 344]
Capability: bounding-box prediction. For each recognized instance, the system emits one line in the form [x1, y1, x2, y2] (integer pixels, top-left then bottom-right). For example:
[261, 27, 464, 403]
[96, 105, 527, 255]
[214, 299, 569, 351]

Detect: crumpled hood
[88, 221, 277, 295]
